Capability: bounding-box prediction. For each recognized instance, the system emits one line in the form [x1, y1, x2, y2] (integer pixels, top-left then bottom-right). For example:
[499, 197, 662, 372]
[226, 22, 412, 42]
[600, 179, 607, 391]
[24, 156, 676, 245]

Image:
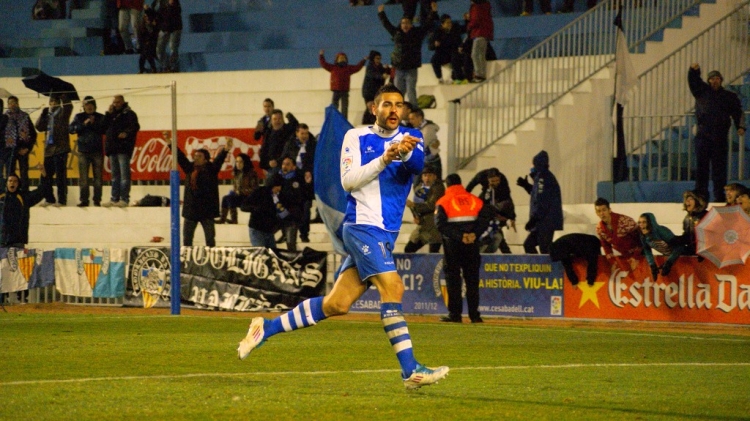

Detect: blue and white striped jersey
[340, 125, 425, 232]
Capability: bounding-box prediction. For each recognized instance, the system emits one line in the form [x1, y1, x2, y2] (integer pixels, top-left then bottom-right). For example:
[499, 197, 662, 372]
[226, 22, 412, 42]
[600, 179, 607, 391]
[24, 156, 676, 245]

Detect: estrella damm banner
[564, 256, 750, 324]
[350, 254, 564, 317]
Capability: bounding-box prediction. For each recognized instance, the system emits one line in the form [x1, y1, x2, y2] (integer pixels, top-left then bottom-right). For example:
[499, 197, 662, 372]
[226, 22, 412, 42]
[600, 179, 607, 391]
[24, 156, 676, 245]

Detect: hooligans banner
[179, 247, 327, 311]
[350, 254, 564, 317]
[0, 248, 54, 293]
[564, 256, 750, 324]
[126, 247, 327, 311]
[54, 248, 126, 298]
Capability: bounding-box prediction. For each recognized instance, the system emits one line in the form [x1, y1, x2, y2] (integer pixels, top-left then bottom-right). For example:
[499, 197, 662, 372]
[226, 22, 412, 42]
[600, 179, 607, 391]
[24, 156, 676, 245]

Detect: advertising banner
[126, 246, 327, 311]
[350, 254, 564, 317]
[30, 128, 261, 181]
[564, 256, 750, 324]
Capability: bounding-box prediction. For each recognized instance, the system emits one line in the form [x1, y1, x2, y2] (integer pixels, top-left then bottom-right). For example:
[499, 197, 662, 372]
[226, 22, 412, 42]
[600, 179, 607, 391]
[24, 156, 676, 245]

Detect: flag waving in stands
[612, 2, 638, 183]
[314, 105, 352, 258]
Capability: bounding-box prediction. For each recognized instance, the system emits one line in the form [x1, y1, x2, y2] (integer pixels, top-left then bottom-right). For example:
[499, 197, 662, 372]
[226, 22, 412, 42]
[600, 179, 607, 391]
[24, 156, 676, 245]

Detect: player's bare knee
[322, 297, 350, 316]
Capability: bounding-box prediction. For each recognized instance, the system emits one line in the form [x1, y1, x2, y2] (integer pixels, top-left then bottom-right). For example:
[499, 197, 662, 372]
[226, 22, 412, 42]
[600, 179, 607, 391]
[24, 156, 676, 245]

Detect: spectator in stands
[217, 153, 257, 225]
[723, 182, 745, 206]
[362, 50, 391, 125]
[467, 168, 516, 254]
[0, 173, 46, 247]
[678, 190, 708, 256]
[136, 8, 159, 73]
[241, 173, 284, 249]
[549, 233, 601, 287]
[404, 166, 445, 253]
[467, 0, 493, 83]
[103, 0, 125, 55]
[3, 97, 36, 193]
[737, 187, 750, 216]
[688, 64, 745, 203]
[594, 197, 642, 272]
[517, 150, 563, 254]
[521, 0, 551, 15]
[35, 94, 73, 207]
[259, 109, 298, 180]
[277, 156, 313, 251]
[407, 108, 442, 179]
[0, 99, 7, 190]
[172, 139, 230, 247]
[638, 213, 685, 279]
[377, 2, 437, 105]
[118, 0, 144, 54]
[69, 96, 106, 207]
[253, 98, 274, 142]
[281, 124, 317, 242]
[400, 101, 415, 128]
[401, 0, 432, 24]
[102, 94, 140, 207]
[32, 0, 66, 20]
[428, 14, 465, 84]
[319, 50, 366, 122]
[150, 0, 183, 73]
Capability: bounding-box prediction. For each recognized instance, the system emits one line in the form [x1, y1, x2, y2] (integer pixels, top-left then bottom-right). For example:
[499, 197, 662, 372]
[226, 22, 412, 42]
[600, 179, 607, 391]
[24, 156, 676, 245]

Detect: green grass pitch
[1, 310, 749, 420]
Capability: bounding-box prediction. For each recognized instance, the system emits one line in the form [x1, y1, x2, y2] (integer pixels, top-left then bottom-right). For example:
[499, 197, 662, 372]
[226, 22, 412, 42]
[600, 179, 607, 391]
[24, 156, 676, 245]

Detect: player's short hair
[373, 84, 404, 105]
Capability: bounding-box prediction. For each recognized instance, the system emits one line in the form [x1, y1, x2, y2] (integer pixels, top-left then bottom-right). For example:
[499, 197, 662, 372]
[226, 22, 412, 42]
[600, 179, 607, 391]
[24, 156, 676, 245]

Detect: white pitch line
[1, 362, 748, 387]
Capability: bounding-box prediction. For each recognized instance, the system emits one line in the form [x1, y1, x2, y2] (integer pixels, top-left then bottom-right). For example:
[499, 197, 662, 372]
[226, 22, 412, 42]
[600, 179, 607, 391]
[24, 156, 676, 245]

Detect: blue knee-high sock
[263, 297, 327, 340]
[381, 302, 418, 379]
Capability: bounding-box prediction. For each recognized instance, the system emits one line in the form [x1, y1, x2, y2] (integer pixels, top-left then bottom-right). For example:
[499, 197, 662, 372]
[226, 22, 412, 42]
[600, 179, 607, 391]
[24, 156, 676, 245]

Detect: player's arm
[340, 131, 388, 192]
[399, 133, 425, 175]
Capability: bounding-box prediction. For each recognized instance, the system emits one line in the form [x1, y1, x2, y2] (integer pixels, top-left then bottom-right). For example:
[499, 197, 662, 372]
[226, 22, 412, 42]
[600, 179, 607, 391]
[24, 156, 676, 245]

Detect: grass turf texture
[1, 308, 749, 420]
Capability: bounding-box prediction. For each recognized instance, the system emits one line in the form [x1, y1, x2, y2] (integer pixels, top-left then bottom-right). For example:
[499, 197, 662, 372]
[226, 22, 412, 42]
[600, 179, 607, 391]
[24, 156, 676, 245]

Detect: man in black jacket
[378, 2, 437, 104]
[467, 167, 516, 253]
[0, 173, 45, 248]
[688, 64, 746, 203]
[241, 173, 284, 249]
[102, 95, 140, 207]
[258, 109, 297, 180]
[69, 96, 105, 207]
[173, 140, 230, 247]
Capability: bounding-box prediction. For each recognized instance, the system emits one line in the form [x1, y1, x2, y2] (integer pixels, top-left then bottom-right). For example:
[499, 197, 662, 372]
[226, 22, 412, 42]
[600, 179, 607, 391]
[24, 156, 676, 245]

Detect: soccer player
[237, 84, 449, 389]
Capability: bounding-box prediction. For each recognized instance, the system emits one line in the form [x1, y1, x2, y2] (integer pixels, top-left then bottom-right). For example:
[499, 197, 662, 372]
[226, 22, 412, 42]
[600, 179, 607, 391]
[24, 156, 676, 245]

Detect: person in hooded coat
[517, 150, 563, 254]
[637, 212, 686, 279]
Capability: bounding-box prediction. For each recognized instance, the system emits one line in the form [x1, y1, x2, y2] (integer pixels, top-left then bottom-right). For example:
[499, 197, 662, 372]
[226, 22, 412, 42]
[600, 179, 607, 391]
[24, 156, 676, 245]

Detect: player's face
[595, 205, 611, 223]
[638, 216, 650, 235]
[6, 176, 19, 193]
[374, 92, 404, 131]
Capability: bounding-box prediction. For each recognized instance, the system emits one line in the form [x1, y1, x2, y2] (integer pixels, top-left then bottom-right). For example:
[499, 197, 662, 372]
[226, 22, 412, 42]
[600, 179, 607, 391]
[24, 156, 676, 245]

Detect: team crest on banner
[76, 249, 110, 289]
[130, 247, 171, 308]
[431, 258, 449, 306]
[8, 248, 34, 283]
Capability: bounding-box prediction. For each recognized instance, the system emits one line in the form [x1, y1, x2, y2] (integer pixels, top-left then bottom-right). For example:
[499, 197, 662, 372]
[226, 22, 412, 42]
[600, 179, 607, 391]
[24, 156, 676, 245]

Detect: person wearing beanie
[319, 49, 366, 122]
[361, 50, 391, 124]
[688, 63, 745, 202]
[435, 173, 493, 323]
[517, 150, 563, 254]
[69, 96, 106, 207]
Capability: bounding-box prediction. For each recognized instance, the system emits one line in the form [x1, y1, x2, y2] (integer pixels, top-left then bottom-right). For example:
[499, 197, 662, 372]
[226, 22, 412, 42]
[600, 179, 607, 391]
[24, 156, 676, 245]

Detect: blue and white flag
[314, 105, 353, 257]
[55, 248, 126, 298]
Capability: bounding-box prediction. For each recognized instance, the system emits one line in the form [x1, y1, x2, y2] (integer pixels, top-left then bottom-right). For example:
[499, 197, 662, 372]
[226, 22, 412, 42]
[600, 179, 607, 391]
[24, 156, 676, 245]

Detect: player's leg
[238, 262, 366, 360]
[370, 271, 449, 389]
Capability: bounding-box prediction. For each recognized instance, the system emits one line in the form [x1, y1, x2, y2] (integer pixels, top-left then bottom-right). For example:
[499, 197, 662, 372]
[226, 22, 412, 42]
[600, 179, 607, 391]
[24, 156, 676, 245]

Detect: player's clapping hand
[399, 134, 420, 154]
[382, 142, 400, 165]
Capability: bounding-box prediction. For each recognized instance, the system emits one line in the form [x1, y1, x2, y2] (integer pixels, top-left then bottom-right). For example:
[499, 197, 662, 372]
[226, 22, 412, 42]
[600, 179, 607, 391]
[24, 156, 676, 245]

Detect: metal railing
[622, 0, 750, 181]
[448, 0, 709, 171]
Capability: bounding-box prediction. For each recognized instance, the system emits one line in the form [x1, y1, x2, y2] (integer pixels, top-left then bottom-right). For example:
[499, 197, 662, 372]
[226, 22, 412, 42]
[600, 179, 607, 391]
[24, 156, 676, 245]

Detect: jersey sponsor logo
[342, 156, 352, 174]
[361, 244, 371, 256]
[365, 145, 376, 154]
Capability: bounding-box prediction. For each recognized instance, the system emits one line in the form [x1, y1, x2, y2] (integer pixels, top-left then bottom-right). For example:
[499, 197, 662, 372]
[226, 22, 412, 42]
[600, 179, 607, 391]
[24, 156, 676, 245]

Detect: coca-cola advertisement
[105, 128, 262, 181]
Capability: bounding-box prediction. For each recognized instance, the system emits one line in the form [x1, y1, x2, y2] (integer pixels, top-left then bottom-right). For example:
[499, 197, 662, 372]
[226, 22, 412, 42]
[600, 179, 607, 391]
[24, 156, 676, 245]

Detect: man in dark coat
[517, 150, 563, 254]
[102, 95, 140, 207]
[377, 2, 437, 104]
[0, 173, 46, 248]
[467, 167, 516, 253]
[35, 95, 73, 206]
[173, 140, 230, 247]
[258, 109, 298, 178]
[69, 96, 106, 207]
[281, 124, 317, 242]
[241, 173, 284, 249]
[688, 64, 745, 203]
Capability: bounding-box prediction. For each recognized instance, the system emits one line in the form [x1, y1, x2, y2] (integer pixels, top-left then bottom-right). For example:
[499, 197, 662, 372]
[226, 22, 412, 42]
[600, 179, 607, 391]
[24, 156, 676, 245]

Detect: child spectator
[319, 50, 366, 122]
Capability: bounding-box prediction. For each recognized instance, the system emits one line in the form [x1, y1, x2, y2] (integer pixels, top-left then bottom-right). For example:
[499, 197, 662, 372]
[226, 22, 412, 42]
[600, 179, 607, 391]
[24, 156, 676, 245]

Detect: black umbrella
[22, 71, 79, 102]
